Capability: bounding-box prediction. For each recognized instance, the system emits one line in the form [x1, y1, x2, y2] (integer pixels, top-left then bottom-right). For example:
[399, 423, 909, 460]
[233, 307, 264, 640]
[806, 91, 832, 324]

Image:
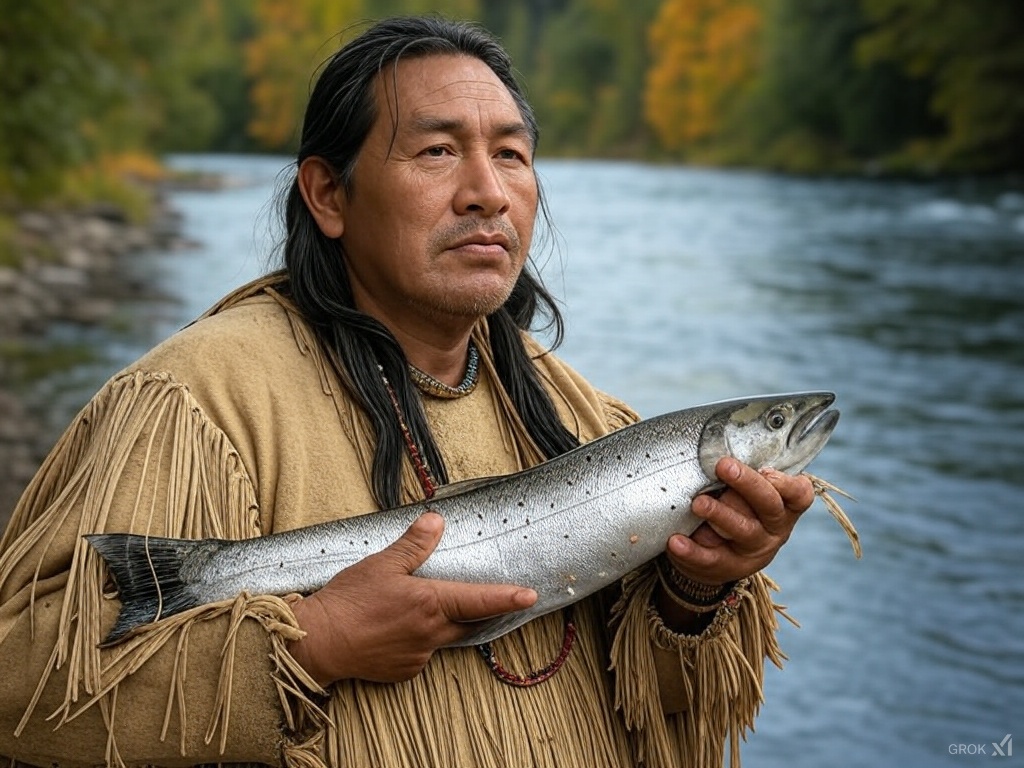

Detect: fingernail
[670, 536, 690, 556]
[516, 588, 538, 606]
[721, 459, 740, 481]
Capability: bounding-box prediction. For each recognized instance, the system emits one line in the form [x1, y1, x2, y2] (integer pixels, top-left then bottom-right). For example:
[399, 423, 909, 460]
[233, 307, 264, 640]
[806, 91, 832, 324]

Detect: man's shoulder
[519, 332, 641, 437]
[134, 294, 298, 377]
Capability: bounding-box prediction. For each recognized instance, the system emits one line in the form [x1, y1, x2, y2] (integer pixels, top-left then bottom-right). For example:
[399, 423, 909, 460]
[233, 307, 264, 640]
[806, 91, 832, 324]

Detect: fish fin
[430, 474, 507, 500]
[85, 533, 208, 646]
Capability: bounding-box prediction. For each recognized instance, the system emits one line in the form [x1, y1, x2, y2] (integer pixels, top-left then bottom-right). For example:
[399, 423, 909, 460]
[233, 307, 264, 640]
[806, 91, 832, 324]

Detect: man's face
[338, 54, 538, 337]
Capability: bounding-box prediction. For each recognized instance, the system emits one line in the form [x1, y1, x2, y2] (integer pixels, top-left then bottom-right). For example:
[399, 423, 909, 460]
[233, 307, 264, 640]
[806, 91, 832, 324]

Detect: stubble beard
[415, 262, 523, 320]
[423, 218, 528, 320]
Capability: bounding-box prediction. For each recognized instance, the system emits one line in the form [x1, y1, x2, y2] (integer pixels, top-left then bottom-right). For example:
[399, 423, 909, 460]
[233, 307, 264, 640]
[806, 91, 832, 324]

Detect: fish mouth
[788, 393, 838, 449]
[782, 393, 839, 474]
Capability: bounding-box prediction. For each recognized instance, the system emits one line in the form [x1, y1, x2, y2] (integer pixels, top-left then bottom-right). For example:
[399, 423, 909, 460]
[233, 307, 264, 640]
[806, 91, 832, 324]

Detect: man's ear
[297, 156, 346, 239]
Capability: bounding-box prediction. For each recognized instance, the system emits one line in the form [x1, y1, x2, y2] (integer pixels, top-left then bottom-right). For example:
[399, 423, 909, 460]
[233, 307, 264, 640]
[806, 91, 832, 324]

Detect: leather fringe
[0, 372, 327, 765]
[610, 567, 788, 768]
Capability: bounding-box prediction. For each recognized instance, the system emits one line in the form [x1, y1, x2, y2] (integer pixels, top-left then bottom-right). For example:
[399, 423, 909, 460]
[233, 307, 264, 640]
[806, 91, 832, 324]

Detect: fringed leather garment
[0, 280, 788, 767]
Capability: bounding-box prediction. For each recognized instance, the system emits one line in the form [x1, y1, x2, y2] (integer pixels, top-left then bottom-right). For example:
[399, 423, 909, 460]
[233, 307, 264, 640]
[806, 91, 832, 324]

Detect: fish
[86, 391, 841, 647]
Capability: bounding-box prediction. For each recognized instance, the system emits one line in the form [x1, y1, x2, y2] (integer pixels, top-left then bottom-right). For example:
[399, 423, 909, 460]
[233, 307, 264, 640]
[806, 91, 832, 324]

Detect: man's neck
[365, 309, 477, 387]
[400, 332, 475, 387]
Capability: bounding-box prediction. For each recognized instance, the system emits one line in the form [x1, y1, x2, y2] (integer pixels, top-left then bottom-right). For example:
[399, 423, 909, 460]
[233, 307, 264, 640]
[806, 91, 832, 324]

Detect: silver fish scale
[188, 408, 713, 645]
[178, 394, 836, 646]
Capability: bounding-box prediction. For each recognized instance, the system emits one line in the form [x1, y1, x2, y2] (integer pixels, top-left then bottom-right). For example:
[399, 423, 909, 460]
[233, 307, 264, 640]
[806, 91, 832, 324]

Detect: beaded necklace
[408, 340, 480, 399]
[378, 356, 577, 687]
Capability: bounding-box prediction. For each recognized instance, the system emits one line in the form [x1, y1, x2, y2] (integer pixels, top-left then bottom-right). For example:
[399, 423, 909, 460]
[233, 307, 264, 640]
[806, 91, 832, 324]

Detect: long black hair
[278, 16, 579, 508]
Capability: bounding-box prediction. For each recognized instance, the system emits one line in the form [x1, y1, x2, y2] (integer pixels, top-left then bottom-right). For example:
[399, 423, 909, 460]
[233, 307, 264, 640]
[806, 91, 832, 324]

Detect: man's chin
[435, 278, 519, 319]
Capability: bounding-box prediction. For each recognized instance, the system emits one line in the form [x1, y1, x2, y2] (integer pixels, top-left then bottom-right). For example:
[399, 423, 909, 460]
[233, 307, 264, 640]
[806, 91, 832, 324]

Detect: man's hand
[288, 511, 537, 687]
[665, 456, 816, 587]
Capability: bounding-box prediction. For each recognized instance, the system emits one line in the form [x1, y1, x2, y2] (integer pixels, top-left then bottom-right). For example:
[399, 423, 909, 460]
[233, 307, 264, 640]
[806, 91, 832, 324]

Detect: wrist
[288, 594, 337, 687]
[655, 556, 735, 614]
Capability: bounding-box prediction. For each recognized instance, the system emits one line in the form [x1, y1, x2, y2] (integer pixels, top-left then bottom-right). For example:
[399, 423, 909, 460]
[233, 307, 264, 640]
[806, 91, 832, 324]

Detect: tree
[858, 0, 1024, 171]
[644, 0, 762, 152]
[0, 0, 237, 201]
[728, 0, 939, 171]
[524, 0, 660, 154]
[245, 0, 363, 150]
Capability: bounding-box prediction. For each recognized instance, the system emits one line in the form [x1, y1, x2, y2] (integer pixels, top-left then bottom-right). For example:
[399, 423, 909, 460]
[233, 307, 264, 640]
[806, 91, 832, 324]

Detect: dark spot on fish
[550, 502, 556, 509]
[321, 548, 326, 554]
[502, 518, 508, 524]
[477, 513, 483, 520]
[616, 454, 622, 461]
[279, 562, 284, 568]
[477, 531, 482, 537]
[517, 501, 525, 507]
[585, 455, 592, 462]
[564, 534, 570, 539]
[645, 452, 651, 459]
[671, 505, 677, 511]
[523, 535, 529, 540]
[661, 487, 667, 493]
[627, 473, 633, 479]
[363, 540, 369, 546]
[611, 551, 618, 558]
[525, 517, 531, 524]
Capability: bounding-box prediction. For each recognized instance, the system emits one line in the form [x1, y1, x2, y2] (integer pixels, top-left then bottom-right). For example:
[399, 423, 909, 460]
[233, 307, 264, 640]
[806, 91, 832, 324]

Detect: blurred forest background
[1, 0, 1022, 215]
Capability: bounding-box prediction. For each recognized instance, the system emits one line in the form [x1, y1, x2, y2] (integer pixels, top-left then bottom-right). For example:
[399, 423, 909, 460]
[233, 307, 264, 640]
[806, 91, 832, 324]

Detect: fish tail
[85, 533, 209, 646]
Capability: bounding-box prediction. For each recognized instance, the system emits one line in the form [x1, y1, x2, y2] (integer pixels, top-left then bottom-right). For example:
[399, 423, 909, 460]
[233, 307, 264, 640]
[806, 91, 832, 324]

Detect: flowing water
[10, 154, 1024, 766]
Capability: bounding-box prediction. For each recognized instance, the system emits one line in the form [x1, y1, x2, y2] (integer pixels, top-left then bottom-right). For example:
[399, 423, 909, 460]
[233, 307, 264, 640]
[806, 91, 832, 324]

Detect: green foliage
[0, 0, 246, 204]
[0, 2, 115, 201]
[530, 0, 661, 155]
[718, 0, 941, 172]
[0, 339, 98, 386]
[58, 169, 154, 224]
[858, 0, 1024, 172]
[1, 0, 1020, 198]
[0, 214, 18, 268]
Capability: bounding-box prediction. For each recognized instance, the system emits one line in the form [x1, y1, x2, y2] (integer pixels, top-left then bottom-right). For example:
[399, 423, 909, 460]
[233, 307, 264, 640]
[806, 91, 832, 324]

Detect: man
[0, 16, 813, 768]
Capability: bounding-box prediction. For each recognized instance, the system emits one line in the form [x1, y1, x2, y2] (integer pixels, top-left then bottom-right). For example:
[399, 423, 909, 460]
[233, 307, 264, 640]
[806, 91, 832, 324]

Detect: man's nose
[453, 154, 511, 216]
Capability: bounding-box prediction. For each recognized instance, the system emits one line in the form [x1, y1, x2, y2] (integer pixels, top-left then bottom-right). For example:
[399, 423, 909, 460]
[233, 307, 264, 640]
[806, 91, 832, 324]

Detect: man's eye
[423, 146, 448, 157]
[497, 148, 524, 161]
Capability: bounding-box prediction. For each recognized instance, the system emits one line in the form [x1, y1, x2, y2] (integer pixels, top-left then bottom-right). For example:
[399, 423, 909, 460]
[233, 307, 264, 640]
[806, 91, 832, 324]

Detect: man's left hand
[664, 456, 816, 586]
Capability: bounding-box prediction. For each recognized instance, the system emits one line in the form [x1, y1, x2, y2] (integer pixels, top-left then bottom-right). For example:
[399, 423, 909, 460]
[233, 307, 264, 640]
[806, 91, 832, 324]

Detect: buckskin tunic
[0, 278, 785, 767]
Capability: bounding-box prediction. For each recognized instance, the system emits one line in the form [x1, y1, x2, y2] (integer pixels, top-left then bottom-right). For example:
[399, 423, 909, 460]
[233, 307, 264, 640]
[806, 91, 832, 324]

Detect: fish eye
[766, 408, 788, 430]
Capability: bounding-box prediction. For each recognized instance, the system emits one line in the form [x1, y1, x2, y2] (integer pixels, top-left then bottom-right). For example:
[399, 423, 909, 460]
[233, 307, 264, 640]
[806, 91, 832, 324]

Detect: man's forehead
[380, 55, 520, 119]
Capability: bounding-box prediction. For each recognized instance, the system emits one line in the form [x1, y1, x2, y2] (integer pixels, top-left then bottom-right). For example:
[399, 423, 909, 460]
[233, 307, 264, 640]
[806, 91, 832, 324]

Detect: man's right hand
[287, 511, 537, 687]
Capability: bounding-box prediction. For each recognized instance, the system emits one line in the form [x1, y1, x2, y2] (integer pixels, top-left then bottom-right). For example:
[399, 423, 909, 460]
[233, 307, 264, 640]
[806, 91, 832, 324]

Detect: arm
[609, 455, 815, 767]
[657, 457, 815, 633]
[0, 373, 313, 766]
[288, 511, 536, 687]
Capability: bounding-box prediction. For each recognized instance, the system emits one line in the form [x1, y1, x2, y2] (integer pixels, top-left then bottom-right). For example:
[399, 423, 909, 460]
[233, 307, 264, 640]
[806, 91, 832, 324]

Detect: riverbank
[0, 193, 195, 525]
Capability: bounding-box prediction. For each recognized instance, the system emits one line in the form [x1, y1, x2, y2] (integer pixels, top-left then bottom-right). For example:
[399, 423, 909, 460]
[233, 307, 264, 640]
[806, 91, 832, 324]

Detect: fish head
[697, 392, 839, 483]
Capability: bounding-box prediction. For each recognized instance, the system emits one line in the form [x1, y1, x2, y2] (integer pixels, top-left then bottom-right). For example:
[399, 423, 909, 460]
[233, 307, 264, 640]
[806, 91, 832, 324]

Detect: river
[9, 154, 1024, 766]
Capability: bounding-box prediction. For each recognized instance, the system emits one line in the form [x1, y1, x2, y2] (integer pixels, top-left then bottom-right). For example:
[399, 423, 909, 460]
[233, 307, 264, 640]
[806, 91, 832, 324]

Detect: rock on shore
[0, 195, 190, 525]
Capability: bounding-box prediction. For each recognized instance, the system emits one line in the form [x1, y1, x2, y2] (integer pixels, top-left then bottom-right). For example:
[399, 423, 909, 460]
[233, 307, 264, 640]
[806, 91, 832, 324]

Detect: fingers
[436, 580, 537, 625]
[703, 458, 814, 537]
[385, 511, 537, 622]
[690, 521, 726, 548]
[691, 492, 761, 544]
[665, 459, 816, 584]
[766, 468, 816, 513]
[384, 511, 445, 573]
[297, 523, 539, 683]
[665, 533, 730, 581]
